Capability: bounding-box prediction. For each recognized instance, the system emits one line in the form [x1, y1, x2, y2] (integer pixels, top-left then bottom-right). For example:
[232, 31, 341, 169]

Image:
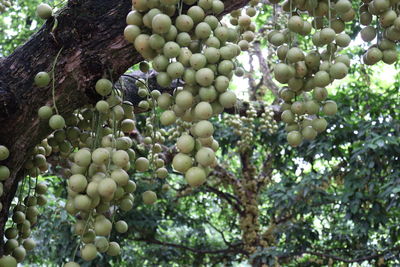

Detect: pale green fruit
[95, 237, 109, 253]
[323, 100, 338, 115]
[176, 134, 195, 153]
[81, 244, 97, 261]
[287, 131, 302, 147]
[49, 115, 65, 130]
[194, 101, 213, 120]
[156, 167, 168, 178]
[194, 120, 214, 138]
[38, 106, 53, 120]
[94, 218, 112, 236]
[111, 169, 129, 186]
[185, 167, 206, 187]
[135, 157, 149, 172]
[219, 91, 237, 108]
[112, 150, 129, 168]
[98, 178, 117, 198]
[160, 110, 176, 126]
[175, 90, 193, 110]
[195, 147, 215, 166]
[74, 195, 91, 211]
[95, 79, 113, 96]
[74, 149, 91, 167]
[172, 153, 193, 173]
[124, 25, 141, 43]
[69, 174, 87, 193]
[0, 165, 10, 181]
[142, 190, 157, 205]
[106, 242, 121, 256]
[152, 14, 172, 34]
[36, 3, 52, 19]
[0, 255, 17, 267]
[195, 68, 215, 87]
[115, 220, 128, 233]
[92, 148, 110, 165]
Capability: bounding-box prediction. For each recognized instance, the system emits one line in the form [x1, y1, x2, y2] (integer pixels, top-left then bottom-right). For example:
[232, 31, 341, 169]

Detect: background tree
[0, 0, 399, 266]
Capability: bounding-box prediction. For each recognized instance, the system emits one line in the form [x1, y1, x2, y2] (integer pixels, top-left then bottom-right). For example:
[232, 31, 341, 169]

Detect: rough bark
[0, 0, 251, 254]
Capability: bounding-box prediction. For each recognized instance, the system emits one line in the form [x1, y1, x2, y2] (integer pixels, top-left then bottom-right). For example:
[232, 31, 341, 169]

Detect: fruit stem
[51, 47, 64, 114]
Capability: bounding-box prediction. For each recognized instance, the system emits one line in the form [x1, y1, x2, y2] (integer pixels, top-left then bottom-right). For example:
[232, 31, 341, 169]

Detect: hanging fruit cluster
[124, 0, 259, 187]
[226, 104, 278, 152]
[267, 0, 399, 147]
[359, 0, 400, 64]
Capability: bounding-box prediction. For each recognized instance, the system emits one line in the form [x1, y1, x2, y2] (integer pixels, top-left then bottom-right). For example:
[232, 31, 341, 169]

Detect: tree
[0, 0, 399, 266]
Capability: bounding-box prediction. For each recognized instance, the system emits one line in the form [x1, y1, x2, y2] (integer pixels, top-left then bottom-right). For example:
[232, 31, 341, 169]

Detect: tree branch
[134, 237, 245, 255]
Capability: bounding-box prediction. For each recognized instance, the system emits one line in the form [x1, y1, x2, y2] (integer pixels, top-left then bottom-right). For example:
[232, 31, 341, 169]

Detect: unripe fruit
[112, 150, 129, 167]
[0, 255, 17, 267]
[74, 194, 91, 211]
[219, 91, 237, 108]
[163, 41, 180, 58]
[49, 115, 65, 130]
[196, 68, 215, 87]
[195, 22, 212, 39]
[175, 90, 193, 110]
[287, 131, 302, 147]
[69, 174, 87, 193]
[167, 62, 184, 79]
[81, 244, 97, 261]
[185, 167, 206, 187]
[312, 118, 328, 132]
[302, 126, 318, 140]
[111, 169, 129, 186]
[23, 238, 36, 251]
[142, 190, 157, 205]
[152, 14, 172, 34]
[156, 167, 168, 179]
[175, 15, 194, 32]
[0, 145, 9, 161]
[38, 106, 54, 120]
[177, 134, 195, 153]
[95, 237, 109, 253]
[36, 3, 52, 19]
[74, 149, 91, 167]
[94, 218, 112, 236]
[160, 110, 176, 126]
[195, 147, 215, 166]
[115, 220, 128, 233]
[0, 165, 10, 181]
[288, 16, 304, 33]
[98, 178, 117, 198]
[36, 183, 47, 194]
[95, 79, 113, 96]
[360, 26, 376, 42]
[106, 242, 121, 256]
[124, 25, 141, 43]
[187, 6, 205, 24]
[135, 157, 149, 172]
[126, 11, 142, 26]
[195, 120, 214, 138]
[12, 246, 26, 262]
[323, 100, 338, 116]
[194, 101, 213, 120]
[172, 153, 193, 173]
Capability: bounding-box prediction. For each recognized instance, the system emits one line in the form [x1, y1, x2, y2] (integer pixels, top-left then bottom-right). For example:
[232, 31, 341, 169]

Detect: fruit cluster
[125, 0, 259, 187]
[267, 0, 398, 147]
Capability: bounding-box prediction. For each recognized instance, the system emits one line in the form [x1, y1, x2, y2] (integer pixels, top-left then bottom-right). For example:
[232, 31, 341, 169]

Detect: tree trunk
[0, 0, 251, 255]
